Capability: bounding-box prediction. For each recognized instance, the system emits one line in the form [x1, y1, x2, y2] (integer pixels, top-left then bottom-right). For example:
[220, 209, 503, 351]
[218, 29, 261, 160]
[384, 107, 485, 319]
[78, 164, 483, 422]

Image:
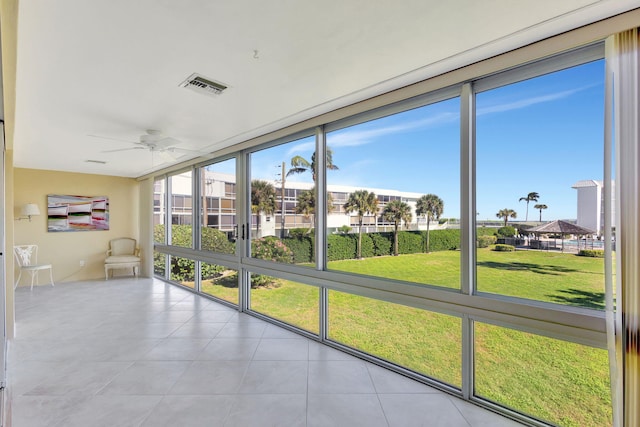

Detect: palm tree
[286, 147, 338, 182]
[251, 180, 277, 235]
[534, 203, 548, 222]
[519, 192, 539, 221]
[383, 200, 412, 256]
[496, 208, 517, 226]
[415, 194, 444, 253]
[344, 190, 378, 259]
[295, 187, 334, 229]
[295, 189, 315, 229]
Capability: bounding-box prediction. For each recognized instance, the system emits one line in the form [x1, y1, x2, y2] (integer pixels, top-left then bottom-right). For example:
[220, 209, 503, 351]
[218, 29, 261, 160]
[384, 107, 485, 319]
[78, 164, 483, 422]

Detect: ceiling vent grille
[180, 73, 228, 96]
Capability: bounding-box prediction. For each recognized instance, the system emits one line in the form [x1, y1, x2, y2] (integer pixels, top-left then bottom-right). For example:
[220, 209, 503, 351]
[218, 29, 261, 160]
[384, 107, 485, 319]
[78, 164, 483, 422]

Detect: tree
[534, 203, 548, 222]
[295, 187, 334, 229]
[518, 192, 539, 221]
[496, 208, 517, 226]
[286, 147, 338, 182]
[383, 200, 412, 256]
[415, 194, 444, 253]
[295, 189, 315, 229]
[251, 180, 277, 234]
[344, 190, 378, 259]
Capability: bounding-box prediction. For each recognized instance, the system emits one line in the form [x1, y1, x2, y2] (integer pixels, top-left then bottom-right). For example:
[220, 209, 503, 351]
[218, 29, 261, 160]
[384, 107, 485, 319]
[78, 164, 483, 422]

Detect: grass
[197, 248, 611, 426]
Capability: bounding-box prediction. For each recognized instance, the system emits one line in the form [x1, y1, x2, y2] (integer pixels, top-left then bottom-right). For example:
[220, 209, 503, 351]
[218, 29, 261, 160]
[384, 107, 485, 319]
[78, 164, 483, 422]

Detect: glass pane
[153, 178, 166, 243]
[200, 159, 237, 254]
[328, 290, 461, 387]
[326, 98, 461, 290]
[249, 273, 319, 334]
[153, 250, 166, 277]
[201, 263, 238, 305]
[475, 60, 606, 309]
[169, 255, 196, 289]
[170, 171, 193, 247]
[249, 135, 316, 268]
[475, 323, 611, 426]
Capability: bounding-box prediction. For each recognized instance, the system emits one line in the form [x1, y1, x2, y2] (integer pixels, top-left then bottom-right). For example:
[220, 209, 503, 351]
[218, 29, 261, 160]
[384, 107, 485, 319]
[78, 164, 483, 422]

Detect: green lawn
[200, 248, 611, 427]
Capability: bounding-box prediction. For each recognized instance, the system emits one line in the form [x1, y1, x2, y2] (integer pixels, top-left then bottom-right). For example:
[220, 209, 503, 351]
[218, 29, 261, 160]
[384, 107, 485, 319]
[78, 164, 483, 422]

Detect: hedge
[282, 236, 313, 263]
[155, 224, 506, 267]
[493, 244, 515, 252]
[477, 235, 497, 248]
[578, 249, 605, 258]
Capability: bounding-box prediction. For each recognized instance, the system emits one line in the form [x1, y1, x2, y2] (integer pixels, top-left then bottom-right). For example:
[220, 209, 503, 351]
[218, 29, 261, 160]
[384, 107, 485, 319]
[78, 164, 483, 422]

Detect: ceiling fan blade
[158, 150, 179, 162]
[153, 137, 181, 149]
[88, 134, 138, 144]
[101, 147, 145, 153]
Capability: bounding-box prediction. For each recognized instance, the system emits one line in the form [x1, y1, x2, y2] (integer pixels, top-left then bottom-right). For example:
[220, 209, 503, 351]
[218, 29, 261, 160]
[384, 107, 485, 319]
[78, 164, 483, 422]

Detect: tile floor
[7, 278, 522, 427]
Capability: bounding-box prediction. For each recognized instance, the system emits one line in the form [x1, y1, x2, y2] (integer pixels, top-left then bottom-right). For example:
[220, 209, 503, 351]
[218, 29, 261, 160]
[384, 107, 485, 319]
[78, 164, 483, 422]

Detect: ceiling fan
[90, 129, 199, 163]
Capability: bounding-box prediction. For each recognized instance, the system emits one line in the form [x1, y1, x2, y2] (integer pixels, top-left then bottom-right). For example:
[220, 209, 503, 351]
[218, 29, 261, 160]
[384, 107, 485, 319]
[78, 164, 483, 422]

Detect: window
[170, 171, 193, 248]
[325, 97, 460, 290]
[475, 59, 606, 309]
[249, 134, 316, 266]
[474, 322, 611, 426]
[200, 159, 236, 255]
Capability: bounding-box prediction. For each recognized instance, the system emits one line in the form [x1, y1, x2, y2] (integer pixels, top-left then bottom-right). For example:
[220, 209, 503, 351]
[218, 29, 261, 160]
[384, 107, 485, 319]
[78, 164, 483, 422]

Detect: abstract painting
[47, 194, 109, 232]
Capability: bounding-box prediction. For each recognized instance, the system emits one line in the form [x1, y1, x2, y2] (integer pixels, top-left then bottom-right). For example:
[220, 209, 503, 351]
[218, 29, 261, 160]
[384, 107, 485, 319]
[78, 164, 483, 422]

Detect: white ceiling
[11, 0, 639, 177]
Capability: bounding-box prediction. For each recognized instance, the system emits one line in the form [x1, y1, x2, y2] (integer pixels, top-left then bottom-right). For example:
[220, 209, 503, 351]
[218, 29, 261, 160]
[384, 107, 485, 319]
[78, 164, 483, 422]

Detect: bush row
[578, 249, 605, 258]
[157, 225, 511, 268]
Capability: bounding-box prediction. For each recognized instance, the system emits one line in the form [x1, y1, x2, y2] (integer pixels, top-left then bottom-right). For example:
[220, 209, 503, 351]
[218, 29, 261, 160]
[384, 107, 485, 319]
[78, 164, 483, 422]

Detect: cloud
[477, 85, 594, 115]
[327, 111, 459, 149]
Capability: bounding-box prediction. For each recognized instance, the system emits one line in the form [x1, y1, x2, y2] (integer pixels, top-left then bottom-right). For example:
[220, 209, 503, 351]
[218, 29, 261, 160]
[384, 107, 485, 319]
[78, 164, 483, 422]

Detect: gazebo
[527, 220, 596, 252]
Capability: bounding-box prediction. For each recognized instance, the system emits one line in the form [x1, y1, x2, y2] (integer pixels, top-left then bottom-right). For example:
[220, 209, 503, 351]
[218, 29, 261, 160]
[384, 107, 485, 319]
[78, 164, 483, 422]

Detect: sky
[247, 59, 605, 222]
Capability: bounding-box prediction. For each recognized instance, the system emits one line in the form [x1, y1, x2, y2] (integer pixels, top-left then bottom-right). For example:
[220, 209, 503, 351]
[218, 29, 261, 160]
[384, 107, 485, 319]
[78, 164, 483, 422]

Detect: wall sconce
[17, 203, 41, 221]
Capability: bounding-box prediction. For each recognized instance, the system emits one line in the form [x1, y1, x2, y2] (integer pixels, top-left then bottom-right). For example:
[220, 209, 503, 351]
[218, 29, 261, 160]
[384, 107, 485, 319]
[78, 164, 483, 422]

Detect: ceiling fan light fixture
[180, 73, 228, 96]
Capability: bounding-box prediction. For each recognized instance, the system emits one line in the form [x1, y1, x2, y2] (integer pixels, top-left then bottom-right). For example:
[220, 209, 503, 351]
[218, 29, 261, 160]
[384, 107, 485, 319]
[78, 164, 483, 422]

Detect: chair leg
[14, 270, 22, 289]
[30, 271, 36, 291]
[49, 268, 55, 287]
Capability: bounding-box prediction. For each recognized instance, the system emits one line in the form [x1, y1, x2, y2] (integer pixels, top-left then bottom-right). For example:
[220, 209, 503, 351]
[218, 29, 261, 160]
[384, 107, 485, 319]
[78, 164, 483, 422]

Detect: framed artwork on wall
[47, 194, 109, 232]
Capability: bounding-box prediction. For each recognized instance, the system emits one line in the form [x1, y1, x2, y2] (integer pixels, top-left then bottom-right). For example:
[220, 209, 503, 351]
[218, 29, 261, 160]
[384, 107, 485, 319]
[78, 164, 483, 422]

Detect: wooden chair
[105, 238, 141, 280]
[14, 245, 55, 290]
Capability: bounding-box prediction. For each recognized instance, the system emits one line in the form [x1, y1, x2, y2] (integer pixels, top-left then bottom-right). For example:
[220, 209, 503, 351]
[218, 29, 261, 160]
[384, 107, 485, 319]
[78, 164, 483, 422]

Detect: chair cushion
[105, 255, 140, 264]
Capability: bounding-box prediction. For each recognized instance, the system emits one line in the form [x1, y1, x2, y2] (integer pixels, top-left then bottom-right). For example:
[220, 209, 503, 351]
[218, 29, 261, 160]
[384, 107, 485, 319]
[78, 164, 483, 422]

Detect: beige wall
[13, 168, 140, 283]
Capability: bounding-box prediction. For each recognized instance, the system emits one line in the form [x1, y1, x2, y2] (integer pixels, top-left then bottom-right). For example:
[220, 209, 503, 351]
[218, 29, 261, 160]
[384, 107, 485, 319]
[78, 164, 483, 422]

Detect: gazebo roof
[527, 220, 595, 235]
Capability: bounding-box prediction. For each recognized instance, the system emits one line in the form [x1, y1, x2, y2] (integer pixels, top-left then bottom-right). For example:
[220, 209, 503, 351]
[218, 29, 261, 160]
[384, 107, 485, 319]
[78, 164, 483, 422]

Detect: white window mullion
[460, 82, 476, 400]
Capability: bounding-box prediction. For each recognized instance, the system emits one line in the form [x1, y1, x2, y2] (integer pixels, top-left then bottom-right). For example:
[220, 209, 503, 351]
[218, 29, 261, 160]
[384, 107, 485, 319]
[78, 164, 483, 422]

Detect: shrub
[497, 226, 516, 237]
[251, 236, 294, 263]
[493, 244, 515, 252]
[578, 249, 605, 258]
[251, 236, 294, 288]
[283, 236, 313, 263]
[359, 233, 375, 258]
[154, 225, 231, 282]
[477, 235, 497, 248]
[201, 227, 235, 253]
[428, 229, 461, 251]
[370, 232, 392, 256]
[289, 228, 310, 239]
[477, 227, 496, 237]
[337, 225, 352, 234]
[327, 234, 357, 261]
[398, 231, 423, 254]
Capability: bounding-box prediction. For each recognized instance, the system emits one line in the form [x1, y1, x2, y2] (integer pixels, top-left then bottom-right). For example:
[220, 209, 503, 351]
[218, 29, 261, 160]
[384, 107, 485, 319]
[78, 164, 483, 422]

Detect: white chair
[105, 237, 141, 280]
[14, 245, 55, 290]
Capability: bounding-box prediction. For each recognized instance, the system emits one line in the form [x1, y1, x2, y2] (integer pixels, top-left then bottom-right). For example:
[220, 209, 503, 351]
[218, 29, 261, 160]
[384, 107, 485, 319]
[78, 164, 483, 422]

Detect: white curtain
[607, 28, 640, 427]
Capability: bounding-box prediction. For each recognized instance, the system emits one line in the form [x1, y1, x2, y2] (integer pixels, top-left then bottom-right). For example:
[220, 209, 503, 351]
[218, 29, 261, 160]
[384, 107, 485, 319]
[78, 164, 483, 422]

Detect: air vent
[85, 160, 107, 164]
[180, 73, 228, 96]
